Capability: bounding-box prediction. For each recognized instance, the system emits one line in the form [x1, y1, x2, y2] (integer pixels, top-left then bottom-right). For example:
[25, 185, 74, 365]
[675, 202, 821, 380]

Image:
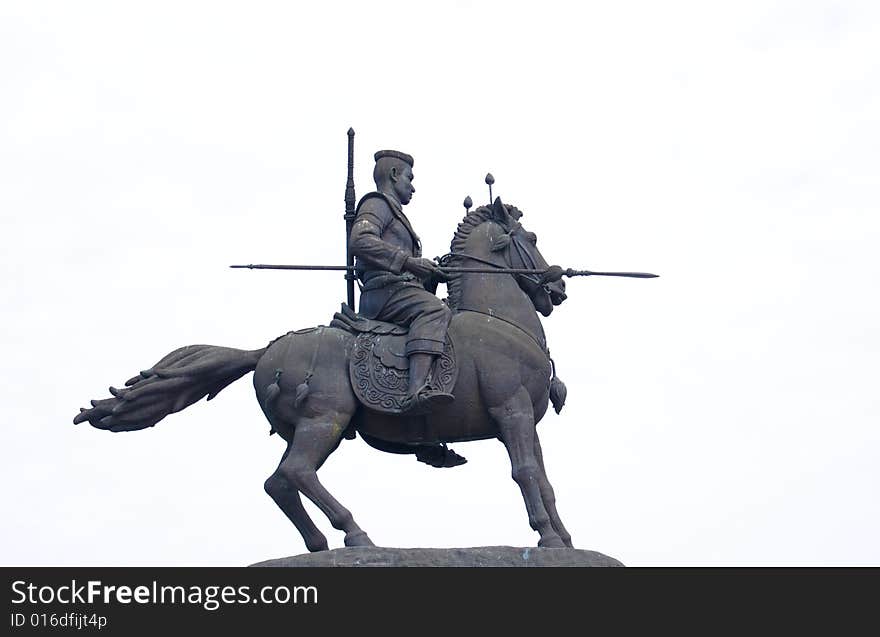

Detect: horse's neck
[454, 228, 546, 349]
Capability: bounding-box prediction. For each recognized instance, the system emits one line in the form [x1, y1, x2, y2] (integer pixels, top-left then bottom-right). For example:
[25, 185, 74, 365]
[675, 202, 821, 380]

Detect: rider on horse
[349, 150, 454, 414]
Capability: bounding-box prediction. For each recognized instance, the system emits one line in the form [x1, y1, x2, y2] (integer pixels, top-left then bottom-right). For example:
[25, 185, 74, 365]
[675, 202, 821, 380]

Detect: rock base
[251, 546, 623, 567]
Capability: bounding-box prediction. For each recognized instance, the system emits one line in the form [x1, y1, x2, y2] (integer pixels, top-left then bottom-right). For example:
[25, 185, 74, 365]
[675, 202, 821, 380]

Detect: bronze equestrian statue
[74, 141, 655, 552]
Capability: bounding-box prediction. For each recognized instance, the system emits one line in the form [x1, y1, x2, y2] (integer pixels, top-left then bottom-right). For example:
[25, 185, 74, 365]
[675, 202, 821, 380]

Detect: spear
[229, 264, 658, 279]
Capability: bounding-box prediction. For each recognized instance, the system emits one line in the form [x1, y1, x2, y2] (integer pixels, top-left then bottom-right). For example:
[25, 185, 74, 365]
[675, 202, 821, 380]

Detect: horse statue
[74, 197, 576, 551]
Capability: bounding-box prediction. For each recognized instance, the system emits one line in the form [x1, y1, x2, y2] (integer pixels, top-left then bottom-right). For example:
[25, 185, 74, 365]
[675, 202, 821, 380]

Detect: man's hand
[405, 257, 442, 279]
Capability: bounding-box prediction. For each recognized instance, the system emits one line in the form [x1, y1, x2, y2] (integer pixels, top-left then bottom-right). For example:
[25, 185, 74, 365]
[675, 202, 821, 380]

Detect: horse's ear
[491, 196, 507, 222]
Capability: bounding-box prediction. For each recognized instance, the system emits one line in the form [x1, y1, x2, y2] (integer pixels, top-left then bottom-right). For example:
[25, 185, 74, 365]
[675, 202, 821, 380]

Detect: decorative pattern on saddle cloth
[349, 332, 457, 415]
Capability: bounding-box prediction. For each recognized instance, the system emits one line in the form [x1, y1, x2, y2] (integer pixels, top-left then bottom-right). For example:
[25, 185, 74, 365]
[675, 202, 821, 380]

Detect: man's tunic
[349, 192, 452, 356]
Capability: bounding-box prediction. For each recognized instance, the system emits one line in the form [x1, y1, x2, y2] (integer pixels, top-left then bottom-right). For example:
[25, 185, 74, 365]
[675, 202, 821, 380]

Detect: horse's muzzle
[548, 280, 567, 306]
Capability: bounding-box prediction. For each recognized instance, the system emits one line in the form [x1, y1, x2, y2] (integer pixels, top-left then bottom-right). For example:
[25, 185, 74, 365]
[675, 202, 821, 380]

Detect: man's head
[373, 150, 415, 205]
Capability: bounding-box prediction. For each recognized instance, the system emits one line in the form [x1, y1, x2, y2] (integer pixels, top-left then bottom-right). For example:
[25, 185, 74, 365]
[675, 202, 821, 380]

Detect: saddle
[330, 304, 458, 415]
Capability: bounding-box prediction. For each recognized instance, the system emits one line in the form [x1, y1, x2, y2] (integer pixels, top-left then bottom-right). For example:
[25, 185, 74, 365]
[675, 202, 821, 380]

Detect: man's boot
[401, 352, 454, 414]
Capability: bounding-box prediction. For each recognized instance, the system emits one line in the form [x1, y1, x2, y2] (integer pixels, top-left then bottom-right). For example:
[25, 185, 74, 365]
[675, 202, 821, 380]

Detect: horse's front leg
[490, 387, 566, 548]
[533, 433, 573, 548]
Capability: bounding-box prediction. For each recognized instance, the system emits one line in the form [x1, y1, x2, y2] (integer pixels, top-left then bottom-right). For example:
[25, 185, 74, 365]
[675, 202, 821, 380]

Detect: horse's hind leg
[533, 433, 573, 548]
[264, 444, 329, 552]
[279, 416, 375, 548]
[490, 387, 566, 548]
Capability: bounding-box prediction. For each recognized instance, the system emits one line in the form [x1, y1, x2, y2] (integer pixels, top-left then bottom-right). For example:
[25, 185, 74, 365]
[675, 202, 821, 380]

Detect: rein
[443, 232, 551, 292]
[442, 251, 504, 270]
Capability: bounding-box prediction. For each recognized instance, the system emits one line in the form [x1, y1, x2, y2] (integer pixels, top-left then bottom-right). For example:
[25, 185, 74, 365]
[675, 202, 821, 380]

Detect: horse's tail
[73, 344, 267, 432]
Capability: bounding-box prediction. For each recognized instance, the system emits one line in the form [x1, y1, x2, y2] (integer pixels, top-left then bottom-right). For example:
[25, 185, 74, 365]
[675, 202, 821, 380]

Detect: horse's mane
[445, 203, 522, 311]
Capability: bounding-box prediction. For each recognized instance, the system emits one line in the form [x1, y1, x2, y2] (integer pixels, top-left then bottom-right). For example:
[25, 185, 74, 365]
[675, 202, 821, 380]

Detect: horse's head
[448, 197, 567, 317]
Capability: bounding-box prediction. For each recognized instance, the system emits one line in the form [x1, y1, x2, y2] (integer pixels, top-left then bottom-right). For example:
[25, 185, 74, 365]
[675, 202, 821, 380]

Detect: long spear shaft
[343, 128, 357, 309]
[229, 264, 659, 279]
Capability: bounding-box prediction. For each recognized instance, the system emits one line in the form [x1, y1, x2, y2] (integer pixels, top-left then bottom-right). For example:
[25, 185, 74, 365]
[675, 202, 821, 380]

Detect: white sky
[2, 1, 878, 566]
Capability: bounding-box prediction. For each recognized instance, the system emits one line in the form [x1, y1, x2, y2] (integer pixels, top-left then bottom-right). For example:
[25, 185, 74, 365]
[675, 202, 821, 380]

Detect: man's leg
[374, 284, 453, 412]
[402, 294, 453, 411]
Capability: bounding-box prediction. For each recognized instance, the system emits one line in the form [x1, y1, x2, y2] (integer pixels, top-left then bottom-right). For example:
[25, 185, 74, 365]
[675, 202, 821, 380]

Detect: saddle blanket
[330, 304, 458, 415]
[349, 332, 457, 415]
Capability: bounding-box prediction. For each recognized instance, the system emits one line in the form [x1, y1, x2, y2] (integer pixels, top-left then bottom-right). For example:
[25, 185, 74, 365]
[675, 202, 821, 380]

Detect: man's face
[392, 164, 415, 205]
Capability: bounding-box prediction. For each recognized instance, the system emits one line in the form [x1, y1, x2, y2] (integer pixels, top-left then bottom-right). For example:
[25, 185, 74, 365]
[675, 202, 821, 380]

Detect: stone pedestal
[251, 546, 623, 567]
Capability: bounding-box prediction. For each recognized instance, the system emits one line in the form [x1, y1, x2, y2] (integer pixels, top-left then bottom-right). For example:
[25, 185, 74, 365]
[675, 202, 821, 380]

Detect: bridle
[440, 221, 550, 295]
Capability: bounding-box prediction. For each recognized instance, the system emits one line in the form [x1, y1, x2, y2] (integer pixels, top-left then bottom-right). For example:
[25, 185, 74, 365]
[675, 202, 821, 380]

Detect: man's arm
[349, 198, 411, 274]
[350, 197, 443, 280]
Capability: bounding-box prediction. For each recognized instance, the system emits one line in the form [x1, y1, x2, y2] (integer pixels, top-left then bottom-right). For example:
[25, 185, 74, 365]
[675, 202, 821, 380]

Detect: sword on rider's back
[229, 263, 659, 283]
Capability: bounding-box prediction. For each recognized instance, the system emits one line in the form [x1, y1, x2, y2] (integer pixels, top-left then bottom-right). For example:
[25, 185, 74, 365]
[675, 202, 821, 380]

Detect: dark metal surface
[75, 135, 657, 554]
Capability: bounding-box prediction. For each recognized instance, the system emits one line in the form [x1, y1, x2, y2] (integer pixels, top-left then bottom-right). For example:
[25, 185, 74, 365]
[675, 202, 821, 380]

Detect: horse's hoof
[538, 536, 567, 548]
[306, 540, 329, 553]
[344, 531, 375, 547]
